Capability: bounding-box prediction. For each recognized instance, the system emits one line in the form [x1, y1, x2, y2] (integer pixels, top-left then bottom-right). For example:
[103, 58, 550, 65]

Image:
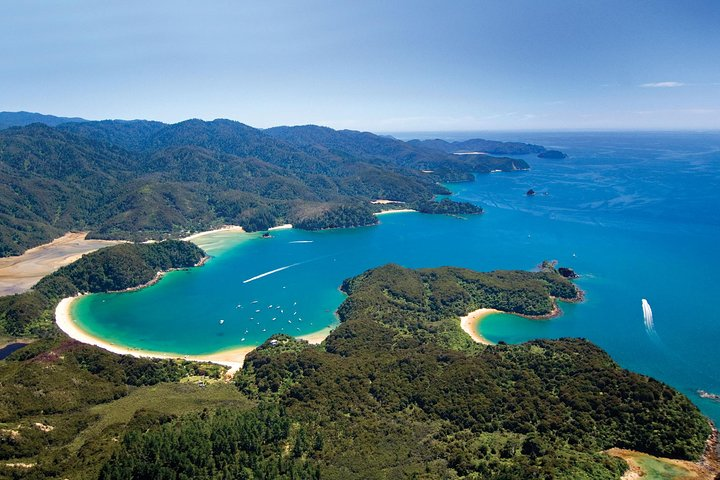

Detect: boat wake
[289, 240, 314, 244]
[641, 298, 657, 337]
[243, 263, 301, 284]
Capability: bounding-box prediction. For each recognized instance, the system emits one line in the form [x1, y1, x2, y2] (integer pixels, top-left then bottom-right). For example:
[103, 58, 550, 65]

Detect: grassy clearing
[69, 381, 252, 454]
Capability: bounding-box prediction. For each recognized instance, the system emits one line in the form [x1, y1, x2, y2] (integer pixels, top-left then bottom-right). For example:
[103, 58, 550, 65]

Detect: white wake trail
[243, 263, 301, 284]
[641, 298, 655, 334]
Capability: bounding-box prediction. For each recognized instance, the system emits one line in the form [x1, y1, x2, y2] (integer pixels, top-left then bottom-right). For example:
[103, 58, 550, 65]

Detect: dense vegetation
[0, 260, 711, 478]
[99, 405, 319, 480]
[0, 338, 241, 479]
[413, 198, 484, 215]
[0, 118, 533, 256]
[407, 137, 546, 155]
[0, 111, 86, 130]
[0, 240, 204, 337]
[538, 150, 568, 159]
[293, 204, 378, 230]
[102, 265, 708, 480]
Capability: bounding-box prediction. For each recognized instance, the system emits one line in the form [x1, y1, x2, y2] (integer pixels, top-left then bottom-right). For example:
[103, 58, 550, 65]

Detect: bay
[73, 131, 720, 424]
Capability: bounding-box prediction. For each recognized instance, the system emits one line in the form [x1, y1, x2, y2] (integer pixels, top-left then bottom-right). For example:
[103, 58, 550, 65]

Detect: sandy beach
[297, 324, 336, 344]
[182, 225, 246, 242]
[55, 296, 337, 379]
[55, 296, 255, 377]
[0, 232, 124, 297]
[374, 208, 417, 215]
[459, 308, 501, 345]
[268, 224, 293, 231]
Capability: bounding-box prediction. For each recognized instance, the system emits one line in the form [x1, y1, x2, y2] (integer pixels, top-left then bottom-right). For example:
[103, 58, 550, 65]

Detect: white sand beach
[182, 225, 246, 242]
[374, 208, 417, 215]
[55, 295, 338, 379]
[459, 308, 500, 345]
[297, 325, 336, 344]
[55, 296, 255, 377]
[268, 224, 293, 231]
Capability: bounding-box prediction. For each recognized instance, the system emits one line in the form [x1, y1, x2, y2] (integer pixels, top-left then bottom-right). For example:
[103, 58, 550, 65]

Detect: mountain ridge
[0, 114, 536, 256]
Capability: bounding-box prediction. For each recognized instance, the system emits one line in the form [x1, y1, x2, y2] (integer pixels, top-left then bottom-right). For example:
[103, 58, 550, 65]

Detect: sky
[1, 0, 718, 131]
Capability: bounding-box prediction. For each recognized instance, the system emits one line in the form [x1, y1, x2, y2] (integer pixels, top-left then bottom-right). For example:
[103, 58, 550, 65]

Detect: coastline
[56, 296, 253, 377]
[182, 225, 246, 242]
[55, 295, 338, 379]
[268, 223, 293, 231]
[51, 223, 338, 379]
[0, 232, 124, 297]
[459, 308, 501, 345]
[374, 208, 417, 216]
[297, 324, 335, 344]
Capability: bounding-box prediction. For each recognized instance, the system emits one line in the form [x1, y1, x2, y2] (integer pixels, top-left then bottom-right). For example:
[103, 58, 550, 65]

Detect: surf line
[242, 263, 302, 284]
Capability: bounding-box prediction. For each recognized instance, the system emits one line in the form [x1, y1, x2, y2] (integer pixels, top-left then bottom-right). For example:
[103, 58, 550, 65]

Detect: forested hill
[0, 111, 87, 130]
[103, 264, 709, 479]
[408, 137, 547, 155]
[0, 258, 711, 478]
[0, 116, 532, 256]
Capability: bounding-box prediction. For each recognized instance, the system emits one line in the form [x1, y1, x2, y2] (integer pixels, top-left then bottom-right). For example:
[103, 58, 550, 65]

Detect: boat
[698, 390, 720, 401]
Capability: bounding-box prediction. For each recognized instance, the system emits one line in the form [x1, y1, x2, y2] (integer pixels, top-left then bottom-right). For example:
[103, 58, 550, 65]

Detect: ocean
[72, 131, 720, 424]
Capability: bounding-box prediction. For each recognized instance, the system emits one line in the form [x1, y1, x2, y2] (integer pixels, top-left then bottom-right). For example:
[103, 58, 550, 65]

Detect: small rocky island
[526, 189, 536, 196]
[558, 267, 579, 279]
[538, 150, 568, 159]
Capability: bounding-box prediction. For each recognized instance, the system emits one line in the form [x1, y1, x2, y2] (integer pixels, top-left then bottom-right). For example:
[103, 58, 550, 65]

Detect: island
[558, 266, 580, 278]
[538, 149, 568, 159]
[411, 198, 483, 215]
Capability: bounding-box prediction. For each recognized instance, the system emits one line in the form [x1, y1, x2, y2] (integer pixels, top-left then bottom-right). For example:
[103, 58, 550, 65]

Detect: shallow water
[74, 131, 720, 424]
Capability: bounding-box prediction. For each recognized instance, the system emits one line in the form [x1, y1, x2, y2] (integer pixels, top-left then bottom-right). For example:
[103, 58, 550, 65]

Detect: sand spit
[0, 232, 124, 296]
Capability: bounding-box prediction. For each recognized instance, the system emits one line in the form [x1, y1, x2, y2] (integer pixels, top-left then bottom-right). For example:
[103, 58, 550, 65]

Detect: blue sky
[1, 0, 718, 131]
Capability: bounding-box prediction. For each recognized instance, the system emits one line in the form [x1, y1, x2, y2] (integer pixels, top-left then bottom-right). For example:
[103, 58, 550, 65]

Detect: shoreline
[459, 288, 584, 344]
[296, 324, 335, 344]
[54, 294, 337, 379]
[52, 223, 334, 379]
[56, 295, 252, 377]
[268, 223, 293, 231]
[459, 308, 501, 345]
[374, 208, 417, 216]
[0, 232, 124, 297]
[182, 225, 246, 242]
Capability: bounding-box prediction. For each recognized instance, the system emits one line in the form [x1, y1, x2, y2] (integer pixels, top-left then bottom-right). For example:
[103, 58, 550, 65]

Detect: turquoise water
[73, 131, 720, 424]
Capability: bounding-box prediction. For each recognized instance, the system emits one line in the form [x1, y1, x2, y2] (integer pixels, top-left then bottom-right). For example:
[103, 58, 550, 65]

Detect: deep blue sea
[74, 131, 720, 424]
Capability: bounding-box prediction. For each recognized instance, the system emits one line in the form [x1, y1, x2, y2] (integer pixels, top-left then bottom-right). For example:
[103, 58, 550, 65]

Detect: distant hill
[0, 111, 87, 130]
[408, 137, 547, 155]
[0, 116, 533, 256]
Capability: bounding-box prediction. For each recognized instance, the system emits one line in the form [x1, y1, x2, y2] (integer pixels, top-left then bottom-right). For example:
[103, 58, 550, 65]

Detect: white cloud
[640, 81, 685, 88]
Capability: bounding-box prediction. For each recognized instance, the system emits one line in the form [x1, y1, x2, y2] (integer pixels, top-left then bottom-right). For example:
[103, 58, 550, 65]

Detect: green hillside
[0, 259, 710, 479]
[1, 118, 529, 256]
